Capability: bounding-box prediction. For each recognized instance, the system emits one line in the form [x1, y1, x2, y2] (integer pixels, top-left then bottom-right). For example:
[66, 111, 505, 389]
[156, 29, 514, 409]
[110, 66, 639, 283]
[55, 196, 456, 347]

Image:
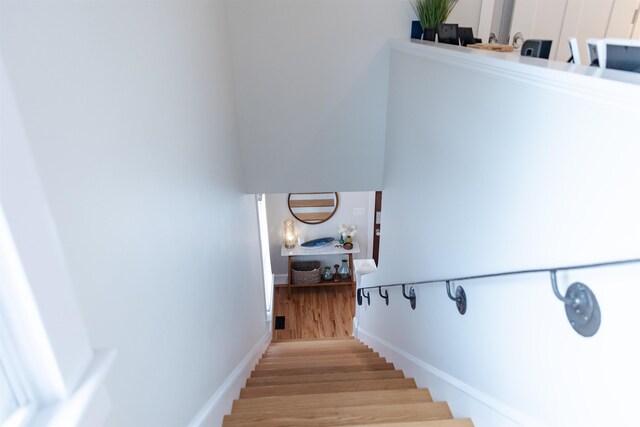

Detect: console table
[281, 242, 360, 294]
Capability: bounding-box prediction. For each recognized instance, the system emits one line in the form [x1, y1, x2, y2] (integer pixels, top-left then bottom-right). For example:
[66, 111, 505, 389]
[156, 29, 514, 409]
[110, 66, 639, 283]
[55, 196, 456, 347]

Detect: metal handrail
[358, 257, 640, 291]
[356, 257, 640, 337]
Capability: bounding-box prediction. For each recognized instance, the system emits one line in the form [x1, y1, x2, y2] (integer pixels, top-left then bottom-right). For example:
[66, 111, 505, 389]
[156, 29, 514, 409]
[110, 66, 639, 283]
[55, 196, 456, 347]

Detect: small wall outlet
[353, 207, 365, 216]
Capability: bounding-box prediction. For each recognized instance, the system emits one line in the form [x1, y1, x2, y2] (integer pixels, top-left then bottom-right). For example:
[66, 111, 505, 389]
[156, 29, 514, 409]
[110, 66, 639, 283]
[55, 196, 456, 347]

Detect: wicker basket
[291, 261, 321, 284]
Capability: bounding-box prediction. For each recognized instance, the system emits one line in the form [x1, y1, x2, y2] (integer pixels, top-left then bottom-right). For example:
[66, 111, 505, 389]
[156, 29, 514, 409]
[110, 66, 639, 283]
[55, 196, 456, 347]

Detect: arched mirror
[288, 192, 339, 224]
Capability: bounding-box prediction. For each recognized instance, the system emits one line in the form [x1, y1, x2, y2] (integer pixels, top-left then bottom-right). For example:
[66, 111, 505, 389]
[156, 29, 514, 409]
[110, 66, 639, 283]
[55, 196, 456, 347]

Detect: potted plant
[412, 0, 458, 42]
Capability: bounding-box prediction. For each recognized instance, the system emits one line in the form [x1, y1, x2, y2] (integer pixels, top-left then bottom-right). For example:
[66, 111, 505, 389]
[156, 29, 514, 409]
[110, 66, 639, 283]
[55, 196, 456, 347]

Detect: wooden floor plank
[250, 363, 395, 378]
[271, 286, 355, 340]
[223, 402, 452, 426]
[246, 370, 404, 387]
[271, 336, 356, 343]
[239, 378, 416, 398]
[232, 388, 433, 413]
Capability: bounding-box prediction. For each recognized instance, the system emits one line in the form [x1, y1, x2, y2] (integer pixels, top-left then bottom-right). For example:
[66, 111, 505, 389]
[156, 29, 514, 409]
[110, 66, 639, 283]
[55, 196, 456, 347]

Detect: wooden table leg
[287, 256, 292, 298]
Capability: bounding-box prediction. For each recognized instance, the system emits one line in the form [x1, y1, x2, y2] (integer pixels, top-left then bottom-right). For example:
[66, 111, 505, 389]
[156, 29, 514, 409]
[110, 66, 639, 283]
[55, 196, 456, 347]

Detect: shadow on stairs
[223, 337, 474, 426]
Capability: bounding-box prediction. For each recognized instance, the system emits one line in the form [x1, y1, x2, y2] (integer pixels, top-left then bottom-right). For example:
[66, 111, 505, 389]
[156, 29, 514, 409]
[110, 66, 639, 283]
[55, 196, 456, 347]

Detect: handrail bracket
[401, 285, 417, 310]
[446, 280, 467, 315]
[550, 271, 600, 337]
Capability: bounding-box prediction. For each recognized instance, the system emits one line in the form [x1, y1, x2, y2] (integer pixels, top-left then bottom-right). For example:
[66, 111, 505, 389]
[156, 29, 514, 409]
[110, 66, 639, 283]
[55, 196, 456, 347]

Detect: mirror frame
[287, 192, 340, 225]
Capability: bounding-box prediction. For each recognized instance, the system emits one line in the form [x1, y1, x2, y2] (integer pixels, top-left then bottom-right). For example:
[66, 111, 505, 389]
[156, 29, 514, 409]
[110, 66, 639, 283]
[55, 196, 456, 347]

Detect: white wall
[1, 2, 267, 426]
[265, 192, 374, 276]
[357, 43, 640, 427]
[225, 0, 403, 194]
[226, 0, 482, 194]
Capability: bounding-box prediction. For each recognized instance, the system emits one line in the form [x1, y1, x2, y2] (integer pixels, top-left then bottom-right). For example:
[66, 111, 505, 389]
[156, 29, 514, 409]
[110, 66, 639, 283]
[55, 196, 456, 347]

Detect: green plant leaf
[411, 0, 459, 29]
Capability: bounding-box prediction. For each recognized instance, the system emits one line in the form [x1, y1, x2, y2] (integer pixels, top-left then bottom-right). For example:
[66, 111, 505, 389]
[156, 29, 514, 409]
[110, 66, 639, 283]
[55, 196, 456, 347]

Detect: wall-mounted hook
[550, 270, 600, 337]
[378, 287, 389, 305]
[446, 280, 466, 315]
[401, 284, 416, 310]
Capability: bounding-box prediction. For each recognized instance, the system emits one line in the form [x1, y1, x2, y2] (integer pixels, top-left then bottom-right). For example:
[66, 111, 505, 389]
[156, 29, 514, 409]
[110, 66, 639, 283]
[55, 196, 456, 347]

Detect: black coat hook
[378, 287, 389, 305]
[401, 284, 416, 310]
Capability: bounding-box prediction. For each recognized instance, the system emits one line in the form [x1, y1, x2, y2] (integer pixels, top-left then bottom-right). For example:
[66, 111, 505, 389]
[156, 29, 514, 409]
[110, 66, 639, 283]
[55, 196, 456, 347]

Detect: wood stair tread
[246, 370, 404, 387]
[239, 378, 416, 398]
[342, 419, 475, 427]
[259, 352, 381, 363]
[255, 357, 387, 370]
[222, 402, 452, 426]
[225, 338, 473, 426]
[264, 347, 374, 357]
[227, 401, 445, 420]
[232, 388, 433, 413]
[250, 363, 395, 377]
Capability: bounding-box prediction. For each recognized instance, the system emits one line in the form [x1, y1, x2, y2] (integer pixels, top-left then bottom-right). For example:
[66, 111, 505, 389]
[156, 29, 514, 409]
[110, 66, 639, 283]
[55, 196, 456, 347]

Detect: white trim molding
[188, 331, 271, 427]
[357, 328, 548, 427]
[390, 39, 640, 114]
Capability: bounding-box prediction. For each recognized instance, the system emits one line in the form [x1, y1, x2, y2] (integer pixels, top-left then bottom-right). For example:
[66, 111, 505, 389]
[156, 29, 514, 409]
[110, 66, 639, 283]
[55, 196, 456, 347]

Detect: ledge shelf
[281, 242, 360, 294]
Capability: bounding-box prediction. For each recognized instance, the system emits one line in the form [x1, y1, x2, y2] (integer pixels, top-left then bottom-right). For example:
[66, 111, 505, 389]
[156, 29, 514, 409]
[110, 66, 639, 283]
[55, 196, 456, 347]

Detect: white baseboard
[188, 330, 271, 427]
[357, 328, 547, 427]
[274, 274, 288, 285]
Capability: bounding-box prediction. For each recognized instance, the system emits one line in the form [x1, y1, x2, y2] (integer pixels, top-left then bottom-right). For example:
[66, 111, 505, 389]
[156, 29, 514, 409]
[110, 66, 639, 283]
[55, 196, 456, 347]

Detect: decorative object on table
[338, 224, 357, 248]
[322, 266, 334, 281]
[411, 20, 423, 39]
[338, 259, 351, 280]
[287, 192, 339, 225]
[333, 264, 340, 281]
[437, 23, 459, 45]
[512, 32, 524, 49]
[467, 43, 514, 52]
[411, 0, 458, 42]
[521, 39, 552, 59]
[457, 27, 476, 46]
[301, 237, 334, 248]
[283, 219, 297, 249]
[291, 260, 321, 284]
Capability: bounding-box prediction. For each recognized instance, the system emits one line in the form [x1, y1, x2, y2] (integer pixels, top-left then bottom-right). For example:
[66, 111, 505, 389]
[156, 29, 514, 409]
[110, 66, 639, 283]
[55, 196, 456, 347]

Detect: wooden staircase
[223, 337, 473, 426]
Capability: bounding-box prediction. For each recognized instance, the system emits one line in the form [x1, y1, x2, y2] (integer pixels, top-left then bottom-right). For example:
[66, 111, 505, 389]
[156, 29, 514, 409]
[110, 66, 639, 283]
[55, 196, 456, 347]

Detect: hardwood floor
[272, 285, 355, 341]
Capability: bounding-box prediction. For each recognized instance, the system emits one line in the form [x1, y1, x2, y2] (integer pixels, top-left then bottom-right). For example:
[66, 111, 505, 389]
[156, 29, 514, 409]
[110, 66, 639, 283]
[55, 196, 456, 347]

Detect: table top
[281, 241, 360, 257]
